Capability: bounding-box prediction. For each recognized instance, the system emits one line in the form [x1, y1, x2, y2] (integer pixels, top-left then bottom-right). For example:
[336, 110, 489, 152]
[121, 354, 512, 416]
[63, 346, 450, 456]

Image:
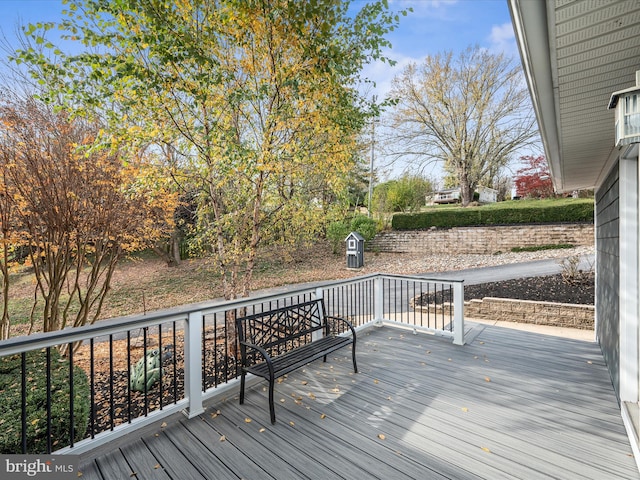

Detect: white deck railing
[0, 273, 464, 455]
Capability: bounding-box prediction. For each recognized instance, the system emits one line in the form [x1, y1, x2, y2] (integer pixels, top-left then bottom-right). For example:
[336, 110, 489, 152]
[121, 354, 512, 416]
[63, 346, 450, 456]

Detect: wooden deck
[78, 324, 640, 479]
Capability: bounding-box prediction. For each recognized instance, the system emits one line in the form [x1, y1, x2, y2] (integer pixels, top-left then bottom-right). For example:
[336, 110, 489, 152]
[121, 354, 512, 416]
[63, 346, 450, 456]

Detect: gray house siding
[596, 162, 620, 397]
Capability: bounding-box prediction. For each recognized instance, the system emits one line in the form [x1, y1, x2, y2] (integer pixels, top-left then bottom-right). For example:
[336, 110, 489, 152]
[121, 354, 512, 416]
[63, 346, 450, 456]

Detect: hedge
[391, 199, 594, 230]
[0, 349, 90, 453]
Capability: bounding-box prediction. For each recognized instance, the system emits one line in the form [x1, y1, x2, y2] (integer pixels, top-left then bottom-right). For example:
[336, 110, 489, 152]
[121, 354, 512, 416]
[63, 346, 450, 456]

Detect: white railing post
[183, 311, 205, 418]
[452, 282, 465, 345]
[374, 275, 384, 325]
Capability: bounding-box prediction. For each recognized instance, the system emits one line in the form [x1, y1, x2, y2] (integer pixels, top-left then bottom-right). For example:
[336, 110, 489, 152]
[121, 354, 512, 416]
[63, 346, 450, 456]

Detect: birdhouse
[608, 70, 640, 147]
[345, 231, 365, 268]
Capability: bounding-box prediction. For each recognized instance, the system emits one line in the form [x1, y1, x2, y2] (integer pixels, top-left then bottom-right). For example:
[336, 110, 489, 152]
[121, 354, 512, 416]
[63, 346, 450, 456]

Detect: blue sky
[0, 0, 516, 97]
[0, 0, 519, 181]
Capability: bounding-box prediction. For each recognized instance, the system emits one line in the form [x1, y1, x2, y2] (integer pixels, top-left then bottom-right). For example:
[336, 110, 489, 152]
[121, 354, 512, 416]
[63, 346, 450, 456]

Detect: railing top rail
[0, 272, 462, 355]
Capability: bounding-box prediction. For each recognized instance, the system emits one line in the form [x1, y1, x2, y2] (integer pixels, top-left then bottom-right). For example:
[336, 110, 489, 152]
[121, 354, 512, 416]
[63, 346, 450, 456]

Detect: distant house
[432, 188, 460, 204]
[432, 186, 498, 204]
[477, 186, 498, 204]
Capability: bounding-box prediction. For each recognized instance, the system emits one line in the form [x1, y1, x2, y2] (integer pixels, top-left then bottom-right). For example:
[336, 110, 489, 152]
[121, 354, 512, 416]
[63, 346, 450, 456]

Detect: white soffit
[509, 0, 640, 192]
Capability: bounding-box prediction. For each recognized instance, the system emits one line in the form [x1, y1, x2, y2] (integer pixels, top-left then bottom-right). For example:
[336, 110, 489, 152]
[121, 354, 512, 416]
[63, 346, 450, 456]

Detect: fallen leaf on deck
[331, 388, 340, 393]
[219, 435, 226, 442]
[374, 379, 379, 384]
[161, 422, 167, 428]
[320, 414, 326, 419]
[481, 447, 491, 453]
[301, 380, 308, 385]
[259, 428, 266, 433]
[587, 360, 593, 364]
[484, 377, 491, 382]
[280, 398, 286, 403]
[461, 407, 469, 412]
[308, 392, 316, 400]
[154, 464, 160, 469]
[377, 434, 386, 440]
[244, 417, 252, 423]
[289, 421, 295, 427]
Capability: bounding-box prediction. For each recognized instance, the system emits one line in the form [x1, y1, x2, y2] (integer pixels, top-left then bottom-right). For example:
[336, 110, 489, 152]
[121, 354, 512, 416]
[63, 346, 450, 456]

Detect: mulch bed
[417, 273, 595, 306]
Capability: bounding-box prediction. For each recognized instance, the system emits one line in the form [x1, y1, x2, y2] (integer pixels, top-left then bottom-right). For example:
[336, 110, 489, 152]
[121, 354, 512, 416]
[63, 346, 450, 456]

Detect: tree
[371, 175, 434, 213]
[387, 46, 538, 206]
[0, 96, 176, 340]
[15, 0, 407, 303]
[514, 155, 555, 198]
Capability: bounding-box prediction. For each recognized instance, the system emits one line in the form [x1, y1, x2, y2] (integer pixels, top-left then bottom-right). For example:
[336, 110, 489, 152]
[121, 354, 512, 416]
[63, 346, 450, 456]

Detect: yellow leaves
[481, 447, 492, 454]
[244, 417, 252, 423]
[461, 407, 469, 413]
[484, 377, 491, 383]
[377, 433, 386, 440]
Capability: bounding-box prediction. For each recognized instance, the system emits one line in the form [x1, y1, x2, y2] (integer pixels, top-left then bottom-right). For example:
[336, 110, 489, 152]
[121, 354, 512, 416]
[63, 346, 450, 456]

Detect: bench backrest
[236, 298, 327, 358]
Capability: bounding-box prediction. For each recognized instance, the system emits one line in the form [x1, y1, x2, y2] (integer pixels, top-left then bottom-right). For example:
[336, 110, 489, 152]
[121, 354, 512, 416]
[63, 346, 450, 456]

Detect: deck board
[78, 324, 640, 480]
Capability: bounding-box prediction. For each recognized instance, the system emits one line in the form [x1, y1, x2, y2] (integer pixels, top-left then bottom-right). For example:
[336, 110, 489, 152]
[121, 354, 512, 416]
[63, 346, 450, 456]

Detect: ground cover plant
[0, 349, 90, 453]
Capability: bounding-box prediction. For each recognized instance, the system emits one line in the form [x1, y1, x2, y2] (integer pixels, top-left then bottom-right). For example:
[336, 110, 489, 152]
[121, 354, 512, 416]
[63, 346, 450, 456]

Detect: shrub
[326, 221, 351, 254]
[326, 215, 377, 254]
[391, 199, 594, 230]
[349, 215, 377, 242]
[0, 349, 90, 453]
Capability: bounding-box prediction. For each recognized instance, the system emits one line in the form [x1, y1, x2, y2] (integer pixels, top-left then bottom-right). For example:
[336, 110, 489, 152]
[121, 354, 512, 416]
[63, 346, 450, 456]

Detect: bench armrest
[325, 315, 357, 339]
[239, 341, 275, 377]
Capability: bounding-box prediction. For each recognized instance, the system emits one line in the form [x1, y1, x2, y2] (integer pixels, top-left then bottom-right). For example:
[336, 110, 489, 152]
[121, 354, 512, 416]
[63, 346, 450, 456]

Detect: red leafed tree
[514, 155, 555, 198]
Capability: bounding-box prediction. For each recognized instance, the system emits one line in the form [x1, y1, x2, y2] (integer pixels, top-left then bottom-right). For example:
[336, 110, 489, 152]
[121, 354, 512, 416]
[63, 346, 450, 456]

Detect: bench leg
[239, 371, 246, 404]
[352, 345, 358, 373]
[269, 378, 276, 424]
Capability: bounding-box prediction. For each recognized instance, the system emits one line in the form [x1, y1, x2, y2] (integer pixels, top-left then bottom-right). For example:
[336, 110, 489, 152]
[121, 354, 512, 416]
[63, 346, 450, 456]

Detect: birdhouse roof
[345, 231, 365, 242]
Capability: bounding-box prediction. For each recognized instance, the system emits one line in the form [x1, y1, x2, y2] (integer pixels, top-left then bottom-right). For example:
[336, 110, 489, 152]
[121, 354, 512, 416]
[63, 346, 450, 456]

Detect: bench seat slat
[245, 335, 352, 379]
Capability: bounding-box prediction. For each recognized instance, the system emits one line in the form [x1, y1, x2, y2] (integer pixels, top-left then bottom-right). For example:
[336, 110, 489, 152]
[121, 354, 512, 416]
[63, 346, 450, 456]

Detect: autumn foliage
[514, 155, 555, 199]
[0, 97, 177, 339]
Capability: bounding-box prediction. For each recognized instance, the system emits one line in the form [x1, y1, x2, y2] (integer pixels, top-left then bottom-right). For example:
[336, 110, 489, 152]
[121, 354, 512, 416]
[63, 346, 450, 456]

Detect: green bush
[349, 215, 377, 242]
[391, 199, 594, 230]
[0, 349, 90, 453]
[326, 215, 377, 254]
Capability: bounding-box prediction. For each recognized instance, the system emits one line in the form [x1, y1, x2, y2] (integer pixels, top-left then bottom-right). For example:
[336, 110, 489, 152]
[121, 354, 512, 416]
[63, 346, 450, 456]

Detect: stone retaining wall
[463, 297, 594, 329]
[369, 223, 594, 254]
[412, 298, 594, 330]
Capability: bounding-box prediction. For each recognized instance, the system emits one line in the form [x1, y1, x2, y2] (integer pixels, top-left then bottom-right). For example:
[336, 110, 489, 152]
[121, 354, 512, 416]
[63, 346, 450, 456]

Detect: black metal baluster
[213, 313, 219, 387]
[202, 315, 207, 391]
[109, 335, 114, 431]
[46, 347, 52, 453]
[127, 332, 131, 423]
[159, 323, 164, 410]
[172, 322, 177, 402]
[90, 339, 95, 437]
[69, 343, 75, 448]
[143, 327, 148, 416]
[21, 351, 26, 453]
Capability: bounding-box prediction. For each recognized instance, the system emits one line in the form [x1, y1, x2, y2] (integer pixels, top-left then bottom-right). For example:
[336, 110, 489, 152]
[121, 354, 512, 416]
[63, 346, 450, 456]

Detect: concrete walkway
[431, 253, 595, 285]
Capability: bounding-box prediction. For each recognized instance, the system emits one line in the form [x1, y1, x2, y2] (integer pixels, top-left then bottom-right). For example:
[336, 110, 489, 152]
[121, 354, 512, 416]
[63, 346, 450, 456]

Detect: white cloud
[361, 52, 421, 101]
[488, 22, 518, 57]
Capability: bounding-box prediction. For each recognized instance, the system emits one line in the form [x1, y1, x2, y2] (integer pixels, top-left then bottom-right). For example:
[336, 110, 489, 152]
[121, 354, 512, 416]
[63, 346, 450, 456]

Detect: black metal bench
[236, 298, 357, 424]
